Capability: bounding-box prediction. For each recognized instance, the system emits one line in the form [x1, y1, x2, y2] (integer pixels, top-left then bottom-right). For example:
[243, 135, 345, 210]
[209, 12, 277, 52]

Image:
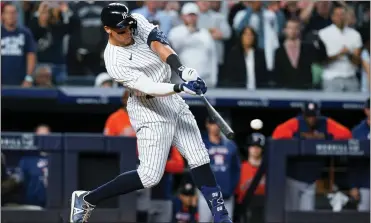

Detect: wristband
[24, 75, 34, 82]
[173, 84, 182, 93]
[166, 54, 183, 74]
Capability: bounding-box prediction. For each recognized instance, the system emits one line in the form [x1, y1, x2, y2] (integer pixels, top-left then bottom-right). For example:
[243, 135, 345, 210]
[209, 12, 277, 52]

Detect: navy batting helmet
[101, 3, 137, 31]
[246, 133, 266, 148]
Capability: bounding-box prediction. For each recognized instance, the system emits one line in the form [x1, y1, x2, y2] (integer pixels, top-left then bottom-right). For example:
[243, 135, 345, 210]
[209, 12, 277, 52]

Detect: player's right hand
[178, 66, 199, 82]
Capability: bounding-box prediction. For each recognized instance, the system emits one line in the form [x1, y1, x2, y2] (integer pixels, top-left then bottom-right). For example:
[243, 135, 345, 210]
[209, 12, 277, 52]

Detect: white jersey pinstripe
[104, 13, 210, 188]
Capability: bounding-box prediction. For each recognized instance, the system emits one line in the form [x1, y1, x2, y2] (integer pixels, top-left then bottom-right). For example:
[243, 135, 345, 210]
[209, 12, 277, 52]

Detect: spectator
[198, 117, 240, 222]
[94, 72, 117, 88]
[132, 1, 173, 35]
[1, 3, 36, 87]
[196, 1, 232, 70]
[158, 1, 182, 29]
[67, 1, 108, 76]
[360, 38, 370, 92]
[274, 18, 317, 89]
[219, 26, 269, 89]
[318, 6, 362, 92]
[16, 124, 51, 208]
[281, 1, 301, 20]
[104, 91, 135, 137]
[300, 1, 332, 37]
[233, 1, 279, 71]
[33, 65, 53, 88]
[29, 2, 77, 85]
[235, 133, 266, 204]
[272, 101, 352, 211]
[168, 3, 218, 88]
[172, 174, 198, 223]
[349, 98, 370, 212]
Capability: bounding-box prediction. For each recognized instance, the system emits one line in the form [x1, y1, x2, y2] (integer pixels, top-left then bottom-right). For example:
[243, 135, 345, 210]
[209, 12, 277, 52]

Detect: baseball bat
[199, 94, 235, 139]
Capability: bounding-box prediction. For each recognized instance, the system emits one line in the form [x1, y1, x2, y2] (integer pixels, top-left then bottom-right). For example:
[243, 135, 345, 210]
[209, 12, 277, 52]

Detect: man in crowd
[132, 1, 173, 35]
[196, 1, 231, 72]
[319, 5, 363, 92]
[273, 101, 352, 211]
[1, 3, 36, 87]
[33, 65, 53, 88]
[349, 98, 370, 211]
[198, 117, 240, 222]
[168, 3, 218, 87]
[274, 18, 318, 89]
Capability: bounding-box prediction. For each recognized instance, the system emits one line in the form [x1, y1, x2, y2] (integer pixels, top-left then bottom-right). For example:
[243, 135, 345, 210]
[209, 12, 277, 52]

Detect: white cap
[95, 72, 116, 87]
[181, 3, 199, 15]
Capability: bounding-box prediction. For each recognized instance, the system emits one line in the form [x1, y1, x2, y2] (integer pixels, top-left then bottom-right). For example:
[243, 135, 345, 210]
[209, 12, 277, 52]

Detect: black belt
[129, 93, 154, 99]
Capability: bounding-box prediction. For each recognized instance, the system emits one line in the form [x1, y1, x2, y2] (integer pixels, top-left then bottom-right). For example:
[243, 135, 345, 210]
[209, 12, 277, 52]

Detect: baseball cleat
[70, 191, 95, 223]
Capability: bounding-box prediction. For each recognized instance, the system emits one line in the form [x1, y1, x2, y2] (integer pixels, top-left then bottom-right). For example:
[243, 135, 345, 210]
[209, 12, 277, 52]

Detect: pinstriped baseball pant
[127, 94, 210, 188]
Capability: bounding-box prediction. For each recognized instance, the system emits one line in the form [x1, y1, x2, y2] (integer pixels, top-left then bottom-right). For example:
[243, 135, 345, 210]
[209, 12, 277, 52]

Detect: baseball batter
[69, 3, 232, 223]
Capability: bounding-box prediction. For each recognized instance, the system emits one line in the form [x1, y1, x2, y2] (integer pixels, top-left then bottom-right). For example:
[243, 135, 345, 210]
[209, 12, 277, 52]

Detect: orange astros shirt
[104, 108, 136, 137]
[235, 161, 265, 203]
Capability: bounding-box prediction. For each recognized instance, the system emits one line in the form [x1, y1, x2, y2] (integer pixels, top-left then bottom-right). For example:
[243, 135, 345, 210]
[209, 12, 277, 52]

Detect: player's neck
[109, 36, 134, 47]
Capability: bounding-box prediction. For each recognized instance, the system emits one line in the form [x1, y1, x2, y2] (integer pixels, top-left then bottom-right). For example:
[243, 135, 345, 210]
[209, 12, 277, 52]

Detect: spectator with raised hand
[29, 1, 77, 85]
[274, 18, 318, 89]
[168, 3, 218, 88]
[233, 1, 279, 71]
[33, 65, 53, 88]
[219, 26, 269, 89]
[1, 3, 36, 87]
[318, 5, 362, 92]
[196, 1, 231, 72]
[300, 1, 332, 38]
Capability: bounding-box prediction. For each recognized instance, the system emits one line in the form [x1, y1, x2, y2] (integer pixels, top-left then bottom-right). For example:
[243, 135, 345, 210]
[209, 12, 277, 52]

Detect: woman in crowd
[218, 26, 269, 89]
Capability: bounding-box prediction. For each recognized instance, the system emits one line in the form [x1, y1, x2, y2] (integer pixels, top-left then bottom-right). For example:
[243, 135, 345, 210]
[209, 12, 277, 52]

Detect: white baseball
[250, 119, 263, 130]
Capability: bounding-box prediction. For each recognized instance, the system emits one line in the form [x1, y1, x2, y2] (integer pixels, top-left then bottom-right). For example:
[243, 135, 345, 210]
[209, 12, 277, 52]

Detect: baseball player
[69, 3, 232, 223]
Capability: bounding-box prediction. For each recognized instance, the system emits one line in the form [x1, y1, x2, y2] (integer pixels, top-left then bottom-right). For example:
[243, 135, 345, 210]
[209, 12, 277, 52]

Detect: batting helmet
[246, 133, 266, 148]
[101, 3, 137, 31]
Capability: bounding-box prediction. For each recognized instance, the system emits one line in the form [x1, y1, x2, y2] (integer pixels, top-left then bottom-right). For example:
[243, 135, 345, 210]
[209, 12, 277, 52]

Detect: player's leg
[298, 181, 316, 211]
[172, 108, 232, 223]
[69, 122, 174, 222]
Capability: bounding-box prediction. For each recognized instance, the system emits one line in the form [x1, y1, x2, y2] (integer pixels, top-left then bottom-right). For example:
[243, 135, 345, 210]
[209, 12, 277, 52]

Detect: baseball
[250, 119, 263, 130]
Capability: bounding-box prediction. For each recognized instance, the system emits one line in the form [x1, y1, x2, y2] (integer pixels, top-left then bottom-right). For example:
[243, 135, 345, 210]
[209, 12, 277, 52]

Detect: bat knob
[226, 132, 235, 139]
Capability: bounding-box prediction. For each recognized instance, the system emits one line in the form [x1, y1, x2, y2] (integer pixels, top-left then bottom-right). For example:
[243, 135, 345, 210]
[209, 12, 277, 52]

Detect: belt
[129, 92, 155, 99]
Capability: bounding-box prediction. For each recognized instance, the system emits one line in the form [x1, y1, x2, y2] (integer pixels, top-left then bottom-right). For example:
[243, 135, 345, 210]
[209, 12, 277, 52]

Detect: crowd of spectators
[1, 0, 370, 91]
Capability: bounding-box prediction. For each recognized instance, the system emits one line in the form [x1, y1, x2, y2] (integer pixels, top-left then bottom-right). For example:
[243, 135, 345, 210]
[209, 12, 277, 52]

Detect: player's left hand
[179, 78, 207, 95]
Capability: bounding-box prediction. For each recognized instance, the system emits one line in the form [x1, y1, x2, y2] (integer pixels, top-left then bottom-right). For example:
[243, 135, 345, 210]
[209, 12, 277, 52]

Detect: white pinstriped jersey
[104, 13, 172, 96]
[103, 13, 185, 127]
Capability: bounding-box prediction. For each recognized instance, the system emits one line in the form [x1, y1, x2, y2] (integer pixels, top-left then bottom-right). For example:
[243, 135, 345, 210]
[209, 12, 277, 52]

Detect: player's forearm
[133, 75, 177, 97]
[26, 52, 36, 75]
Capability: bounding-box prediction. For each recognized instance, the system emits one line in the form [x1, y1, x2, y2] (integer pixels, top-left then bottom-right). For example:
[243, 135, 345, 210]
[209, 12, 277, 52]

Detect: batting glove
[174, 78, 207, 95]
[178, 66, 199, 82]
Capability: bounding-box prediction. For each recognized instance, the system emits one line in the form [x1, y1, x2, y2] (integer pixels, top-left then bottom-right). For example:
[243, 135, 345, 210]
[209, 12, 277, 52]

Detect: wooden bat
[199, 94, 235, 139]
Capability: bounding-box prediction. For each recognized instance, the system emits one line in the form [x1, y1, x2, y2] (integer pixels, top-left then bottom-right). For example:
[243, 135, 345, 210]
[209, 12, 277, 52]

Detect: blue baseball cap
[302, 101, 320, 117]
